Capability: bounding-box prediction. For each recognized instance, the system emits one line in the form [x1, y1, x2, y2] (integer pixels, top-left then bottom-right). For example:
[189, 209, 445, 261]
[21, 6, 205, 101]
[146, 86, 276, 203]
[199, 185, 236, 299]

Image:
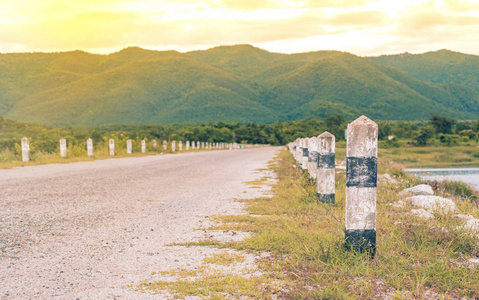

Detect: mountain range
[0, 45, 478, 127]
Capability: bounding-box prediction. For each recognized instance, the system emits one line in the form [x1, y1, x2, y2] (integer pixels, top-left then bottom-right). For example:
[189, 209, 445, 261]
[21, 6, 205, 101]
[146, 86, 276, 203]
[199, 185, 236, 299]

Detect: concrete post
[141, 140, 146, 153]
[179, 141, 183, 151]
[152, 140, 157, 151]
[109, 139, 115, 156]
[127, 139, 132, 154]
[186, 141, 190, 151]
[301, 138, 309, 171]
[21, 137, 29, 162]
[172, 141, 176, 152]
[87, 138, 94, 157]
[307, 137, 318, 179]
[317, 132, 335, 204]
[345, 115, 378, 258]
[163, 140, 167, 151]
[60, 139, 67, 158]
[201, 142, 205, 149]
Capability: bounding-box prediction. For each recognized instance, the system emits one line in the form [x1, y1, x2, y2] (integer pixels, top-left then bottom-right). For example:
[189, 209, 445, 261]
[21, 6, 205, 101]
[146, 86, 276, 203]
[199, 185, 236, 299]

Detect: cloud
[328, 11, 387, 27]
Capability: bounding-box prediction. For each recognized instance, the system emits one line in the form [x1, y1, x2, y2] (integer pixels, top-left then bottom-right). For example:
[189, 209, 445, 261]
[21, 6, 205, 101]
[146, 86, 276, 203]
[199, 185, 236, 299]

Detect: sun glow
[0, 0, 478, 55]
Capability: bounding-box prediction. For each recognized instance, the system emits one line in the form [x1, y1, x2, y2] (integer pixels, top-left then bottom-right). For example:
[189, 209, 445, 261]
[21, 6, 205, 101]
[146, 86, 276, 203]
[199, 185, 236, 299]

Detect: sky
[1, 0, 479, 56]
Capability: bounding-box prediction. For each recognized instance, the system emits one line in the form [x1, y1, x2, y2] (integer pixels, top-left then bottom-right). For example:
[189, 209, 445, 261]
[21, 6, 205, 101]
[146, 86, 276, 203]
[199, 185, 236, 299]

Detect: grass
[134, 149, 479, 299]
[378, 144, 479, 168]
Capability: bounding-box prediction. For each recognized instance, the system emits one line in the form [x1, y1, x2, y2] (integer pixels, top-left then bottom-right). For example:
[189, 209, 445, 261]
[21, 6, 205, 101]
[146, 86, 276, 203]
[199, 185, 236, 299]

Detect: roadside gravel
[0, 147, 280, 299]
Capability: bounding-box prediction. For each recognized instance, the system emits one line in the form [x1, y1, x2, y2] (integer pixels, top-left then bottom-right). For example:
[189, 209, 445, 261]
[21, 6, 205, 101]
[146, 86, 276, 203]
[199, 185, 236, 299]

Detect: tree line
[1, 114, 478, 157]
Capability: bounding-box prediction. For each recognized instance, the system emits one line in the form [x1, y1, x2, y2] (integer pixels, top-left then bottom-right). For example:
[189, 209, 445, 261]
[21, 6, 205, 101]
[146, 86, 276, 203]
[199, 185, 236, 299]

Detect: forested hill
[0, 45, 478, 127]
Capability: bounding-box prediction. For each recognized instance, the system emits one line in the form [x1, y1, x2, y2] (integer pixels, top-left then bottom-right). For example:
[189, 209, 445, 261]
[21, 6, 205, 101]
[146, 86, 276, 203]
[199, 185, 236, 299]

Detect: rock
[407, 195, 456, 213]
[464, 218, 479, 232]
[378, 174, 397, 184]
[400, 184, 434, 196]
[388, 200, 405, 208]
[410, 208, 434, 219]
[468, 258, 479, 267]
[452, 214, 474, 220]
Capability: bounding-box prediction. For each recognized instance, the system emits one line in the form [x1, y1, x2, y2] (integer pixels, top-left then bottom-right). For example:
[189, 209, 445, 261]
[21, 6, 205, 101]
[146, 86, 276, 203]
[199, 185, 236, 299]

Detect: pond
[406, 167, 479, 190]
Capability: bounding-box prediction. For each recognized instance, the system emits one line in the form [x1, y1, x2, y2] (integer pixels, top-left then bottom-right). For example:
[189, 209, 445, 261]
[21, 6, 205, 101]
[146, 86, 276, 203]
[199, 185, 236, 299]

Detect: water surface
[406, 167, 479, 189]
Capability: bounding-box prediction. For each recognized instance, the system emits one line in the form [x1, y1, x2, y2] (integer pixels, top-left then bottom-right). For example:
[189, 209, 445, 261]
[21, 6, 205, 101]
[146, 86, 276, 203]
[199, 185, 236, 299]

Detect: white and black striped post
[126, 139, 132, 155]
[345, 116, 378, 258]
[60, 139, 67, 158]
[21, 137, 30, 162]
[317, 132, 335, 204]
[307, 137, 318, 179]
[87, 138, 94, 157]
[109, 139, 115, 156]
[141, 140, 146, 153]
[301, 138, 309, 172]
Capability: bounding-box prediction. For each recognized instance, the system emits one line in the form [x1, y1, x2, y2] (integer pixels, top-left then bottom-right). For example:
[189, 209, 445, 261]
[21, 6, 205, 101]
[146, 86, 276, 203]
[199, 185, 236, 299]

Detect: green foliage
[429, 114, 456, 134]
[1, 46, 479, 127]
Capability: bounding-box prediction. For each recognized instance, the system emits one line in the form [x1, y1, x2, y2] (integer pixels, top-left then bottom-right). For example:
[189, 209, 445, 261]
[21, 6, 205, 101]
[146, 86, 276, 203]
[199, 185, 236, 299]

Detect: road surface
[0, 147, 280, 299]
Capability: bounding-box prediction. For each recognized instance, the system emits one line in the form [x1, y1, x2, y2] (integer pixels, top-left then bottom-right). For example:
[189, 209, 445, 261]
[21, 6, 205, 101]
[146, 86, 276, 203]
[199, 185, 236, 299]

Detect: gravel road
[0, 147, 280, 299]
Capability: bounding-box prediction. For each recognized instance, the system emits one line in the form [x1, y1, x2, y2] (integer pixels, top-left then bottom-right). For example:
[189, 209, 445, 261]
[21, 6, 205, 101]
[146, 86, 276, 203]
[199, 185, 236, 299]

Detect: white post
[317, 132, 335, 204]
[172, 140, 176, 152]
[127, 139, 132, 154]
[87, 138, 94, 157]
[163, 140, 167, 151]
[307, 137, 318, 179]
[21, 137, 30, 162]
[141, 140, 146, 153]
[109, 139, 115, 156]
[60, 139, 67, 158]
[186, 140, 190, 151]
[179, 141, 183, 151]
[345, 115, 378, 258]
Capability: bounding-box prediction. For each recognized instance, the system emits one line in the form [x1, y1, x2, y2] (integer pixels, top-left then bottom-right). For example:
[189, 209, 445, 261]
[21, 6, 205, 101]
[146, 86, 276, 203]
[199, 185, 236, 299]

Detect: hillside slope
[0, 45, 478, 127]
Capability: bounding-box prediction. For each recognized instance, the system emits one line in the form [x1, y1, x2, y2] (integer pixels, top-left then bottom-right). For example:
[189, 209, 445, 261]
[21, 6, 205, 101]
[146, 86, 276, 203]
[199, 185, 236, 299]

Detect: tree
[325, 114, 346, 140]
[415, 125, 435, 146]
[429, 114, 456, 134]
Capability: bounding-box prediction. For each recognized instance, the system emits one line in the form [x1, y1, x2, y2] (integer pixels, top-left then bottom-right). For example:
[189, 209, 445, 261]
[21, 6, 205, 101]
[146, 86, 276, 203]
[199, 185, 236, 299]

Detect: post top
[318, 131, 335, 139]
[348, 115, 377, 128]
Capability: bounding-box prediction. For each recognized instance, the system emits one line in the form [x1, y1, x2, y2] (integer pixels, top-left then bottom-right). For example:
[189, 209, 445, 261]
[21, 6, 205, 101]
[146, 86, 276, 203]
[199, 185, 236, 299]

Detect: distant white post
[307, 137, 318, 179]
[317, 132, 335, 204]
[141, 140, 146, 153]
[186, 141, 190, 151]
[179, 141, 183, 151]
[60, 139, 67, 158]
[345, 115, 378, 258]
[163, 140, 167, 151]
[301, 138, 309, 171]
[172, 140, 176, 152]
[87, 138, 94, 157]
[127, 139, 132, 154]
[109, 139, 115, 156]
[201, 142, 205, 149]
[21, 137, 30, 162]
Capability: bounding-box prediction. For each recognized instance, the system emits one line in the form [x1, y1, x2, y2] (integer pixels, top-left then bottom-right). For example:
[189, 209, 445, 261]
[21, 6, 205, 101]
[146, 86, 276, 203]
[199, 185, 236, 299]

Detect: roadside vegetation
[1, 114, 478, 168]
[133, 150, 479, 299]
